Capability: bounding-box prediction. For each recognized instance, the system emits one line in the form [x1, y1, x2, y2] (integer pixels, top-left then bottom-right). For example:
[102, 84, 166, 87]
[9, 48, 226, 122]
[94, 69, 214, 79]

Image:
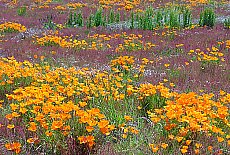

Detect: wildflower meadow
[0, 0, 229, 154]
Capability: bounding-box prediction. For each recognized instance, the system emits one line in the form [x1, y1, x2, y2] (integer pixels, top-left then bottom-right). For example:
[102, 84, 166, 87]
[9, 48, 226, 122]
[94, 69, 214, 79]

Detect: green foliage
[17, 6, 27, 16]
[115, 12, 120, 23]
[141, 95, 166, 115]
[137, 7, 154, 30]
[133, 6, 192, 30]
[108, 9, 115, 24]
[86, 14, 94, 28]
[168, 9, 180, 28]
[156, 11, 163, 27]
[199, 7, 215, 28]
[66, 11, 84, 27]
[94, 8, 104, 27]
[182, 7, 192, 28]
[77, 12, 84, 27]
[130, 11, 135, 29]
[223, 18, 230, 29]
[42, 15, 57, 30]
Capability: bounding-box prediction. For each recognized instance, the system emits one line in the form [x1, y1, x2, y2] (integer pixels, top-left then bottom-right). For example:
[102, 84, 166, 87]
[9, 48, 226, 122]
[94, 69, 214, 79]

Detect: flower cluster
[1, 56, 150, 153]
[188, 46, 225, 63]
[67, 2, 87, 9]
[5, 142, 21, 154]
[148, 91, 230, 154]
[36, 33, 157, 52]
[0, 22, 26, 33]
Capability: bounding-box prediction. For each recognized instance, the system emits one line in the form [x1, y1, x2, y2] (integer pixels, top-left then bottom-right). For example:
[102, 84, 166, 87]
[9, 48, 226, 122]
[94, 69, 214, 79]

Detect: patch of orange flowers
[0, 22, 26, 33]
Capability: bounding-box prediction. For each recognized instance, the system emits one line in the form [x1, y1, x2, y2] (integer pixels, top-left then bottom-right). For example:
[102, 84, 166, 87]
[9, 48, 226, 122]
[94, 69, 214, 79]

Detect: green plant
[108, 9, 115, 24]
[87, 14, 94, 28]
[199, 7, 215, 28]
[182, 7, 192, 28]
[66, 11, 73, 27]
[130, 11, 135, 29]
[156, 10, 164, 27]
[137, 7, 154, 30]
[17, 6, 27, 16]
[42, 15, 57, 30]
[168, 9, 180, 28]
[66, 12, 84, 27]
[115, 12, 120, 23]
[77, 12, 84, 27]
[223, 18, 230, 29]
[94, 8, 103, 27]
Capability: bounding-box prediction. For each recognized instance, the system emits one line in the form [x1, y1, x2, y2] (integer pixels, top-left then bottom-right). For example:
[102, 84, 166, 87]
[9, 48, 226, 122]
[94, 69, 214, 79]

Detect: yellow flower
[161, 143, 168, 149]
[7, 124, 15, 129]
[164, 63, 170, 67]
[195, 143, 202, 148]
[176, 136, 183, 142]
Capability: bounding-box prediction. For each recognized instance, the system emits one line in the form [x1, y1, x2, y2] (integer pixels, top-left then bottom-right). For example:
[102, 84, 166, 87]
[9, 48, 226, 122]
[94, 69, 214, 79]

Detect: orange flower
[28, 122, 37, 132]
[100, 127, 110, 135]
[5, 142, 21, 154]
[98, 120, 109, 128]
[130, 127, 139, 134]
[217, 136, 224, 142]
[181, 148, 187, 154]
[45, 131, 53, 137]
[34, 55, 38, 59]
[149, 143, 159, 153]
[186, 140, 192, 145]
[195, 149, 199, 154]
[5, 143, 13, 151]
[208, 146, 213, 151]
[51, 120, 63, 130]
[10, 103, 18, 111]
[124, 115, 133, 121]
[12, 112, 20, 117]
[78, 136, 87, 144]
[86, 126, 94, 132]
[122, 134, 127, 139]
[181, 146, 188, 154]
[27, 138, 36, 144]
